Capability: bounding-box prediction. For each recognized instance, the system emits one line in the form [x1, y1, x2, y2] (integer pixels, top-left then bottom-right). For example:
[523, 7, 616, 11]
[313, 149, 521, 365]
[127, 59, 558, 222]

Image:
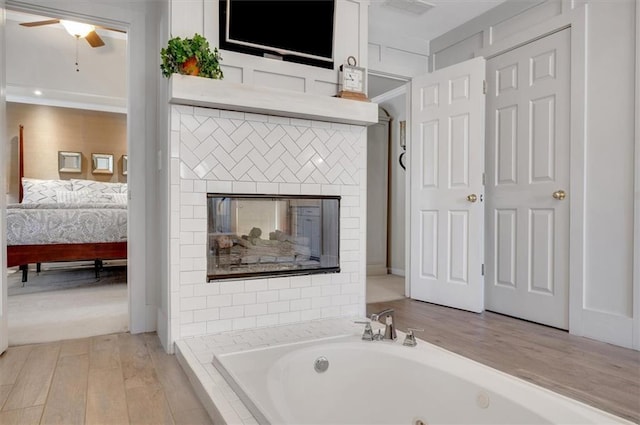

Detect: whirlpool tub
[212, 333, 632, 425]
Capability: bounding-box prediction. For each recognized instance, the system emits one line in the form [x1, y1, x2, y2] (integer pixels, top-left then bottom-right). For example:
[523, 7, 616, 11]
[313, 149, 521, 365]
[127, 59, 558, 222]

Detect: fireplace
[207, 194, 340, 281]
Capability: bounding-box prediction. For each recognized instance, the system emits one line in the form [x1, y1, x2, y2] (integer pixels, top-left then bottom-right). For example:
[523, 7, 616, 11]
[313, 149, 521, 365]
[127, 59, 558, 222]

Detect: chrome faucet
[370, 308, 396, 341]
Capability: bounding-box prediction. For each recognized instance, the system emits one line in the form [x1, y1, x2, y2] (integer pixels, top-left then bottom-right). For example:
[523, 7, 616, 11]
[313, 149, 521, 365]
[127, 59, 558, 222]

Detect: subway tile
[232, 293, 257, 306]
[267, 301, 289, 314]
[194, 308, 220, 322]
[220, 305, 244, 319]
[207, 294, 232, 308]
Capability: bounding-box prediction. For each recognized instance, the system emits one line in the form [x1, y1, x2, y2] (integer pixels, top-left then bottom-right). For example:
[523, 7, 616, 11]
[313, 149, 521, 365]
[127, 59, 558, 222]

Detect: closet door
[485, 29, 570, 329]
[409, 57, 486, 313]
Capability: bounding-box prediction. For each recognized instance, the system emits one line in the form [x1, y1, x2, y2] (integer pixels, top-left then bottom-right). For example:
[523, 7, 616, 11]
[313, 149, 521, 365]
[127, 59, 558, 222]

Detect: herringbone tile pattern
[179, 111, 362, 185]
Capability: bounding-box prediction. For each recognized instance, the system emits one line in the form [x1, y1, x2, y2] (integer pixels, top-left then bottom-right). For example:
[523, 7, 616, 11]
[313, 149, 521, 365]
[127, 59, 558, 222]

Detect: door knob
[552, 190, 566, 200]
[467, 194, 478, 203]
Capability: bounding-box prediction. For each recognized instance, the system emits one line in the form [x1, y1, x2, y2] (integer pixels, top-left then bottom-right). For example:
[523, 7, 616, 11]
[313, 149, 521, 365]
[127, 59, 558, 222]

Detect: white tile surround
[175, 317, 386, 425]
[168, 78, 377, 346]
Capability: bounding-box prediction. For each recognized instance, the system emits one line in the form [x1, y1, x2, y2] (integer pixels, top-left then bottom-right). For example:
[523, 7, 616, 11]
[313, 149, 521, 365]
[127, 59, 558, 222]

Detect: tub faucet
[370, 308, 397, 341]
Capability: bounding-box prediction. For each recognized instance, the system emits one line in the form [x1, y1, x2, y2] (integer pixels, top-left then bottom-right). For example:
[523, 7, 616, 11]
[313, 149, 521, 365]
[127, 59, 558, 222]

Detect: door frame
[476, 9, 586, 338]
[1, 0, 157, 338]
[406, 7, 587, 331]
[1, 0, 7, 354]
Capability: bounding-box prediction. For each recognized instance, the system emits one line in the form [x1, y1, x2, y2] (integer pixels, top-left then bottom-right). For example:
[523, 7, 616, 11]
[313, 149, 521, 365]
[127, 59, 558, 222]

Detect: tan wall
[6, 103, 127, 203]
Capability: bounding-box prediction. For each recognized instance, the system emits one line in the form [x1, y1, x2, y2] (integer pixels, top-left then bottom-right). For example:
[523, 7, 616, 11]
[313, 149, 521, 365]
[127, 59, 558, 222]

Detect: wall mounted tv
[219, 0, 335, 69]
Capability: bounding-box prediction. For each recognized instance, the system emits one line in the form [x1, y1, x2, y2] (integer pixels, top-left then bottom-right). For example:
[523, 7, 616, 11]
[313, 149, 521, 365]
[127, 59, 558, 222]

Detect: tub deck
[175, 318, 367, 424]
[175, 315, 637, 425]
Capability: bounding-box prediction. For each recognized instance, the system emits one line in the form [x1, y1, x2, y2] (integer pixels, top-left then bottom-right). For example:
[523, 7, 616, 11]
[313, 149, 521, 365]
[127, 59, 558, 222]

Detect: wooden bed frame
[6, 125, 128, 282]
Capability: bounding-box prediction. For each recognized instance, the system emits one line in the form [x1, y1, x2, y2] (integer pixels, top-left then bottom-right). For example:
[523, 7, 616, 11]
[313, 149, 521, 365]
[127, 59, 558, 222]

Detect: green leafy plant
[160, 33, 223, 79]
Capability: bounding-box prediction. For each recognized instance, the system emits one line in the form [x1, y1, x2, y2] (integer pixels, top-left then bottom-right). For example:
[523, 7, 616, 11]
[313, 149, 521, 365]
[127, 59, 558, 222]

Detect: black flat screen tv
[219, 0, 335, 69]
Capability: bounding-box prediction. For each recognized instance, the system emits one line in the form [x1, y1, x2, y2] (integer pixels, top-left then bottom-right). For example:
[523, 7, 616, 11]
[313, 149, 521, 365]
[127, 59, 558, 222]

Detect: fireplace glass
[207, 194, 340, 281]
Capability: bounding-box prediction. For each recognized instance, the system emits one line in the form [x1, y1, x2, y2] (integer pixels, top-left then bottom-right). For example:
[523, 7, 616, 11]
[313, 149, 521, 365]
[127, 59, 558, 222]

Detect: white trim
[0, 0, 8, 355]
[6, 95, 127, 114]
[389, 268, 405, 277]
[371, 84, 407, 104]
[634, 0, 640, 350]
[568, 4, 587, 340]
[169, 75, 378, 125]
[404, 81, 411, 299]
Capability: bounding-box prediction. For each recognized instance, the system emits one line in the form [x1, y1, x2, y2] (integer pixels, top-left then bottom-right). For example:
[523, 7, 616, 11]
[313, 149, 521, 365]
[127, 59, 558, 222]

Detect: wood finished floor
[1, 300, 639, 424]
[368, 298, 640, 424]
[0, 333, 213, 425]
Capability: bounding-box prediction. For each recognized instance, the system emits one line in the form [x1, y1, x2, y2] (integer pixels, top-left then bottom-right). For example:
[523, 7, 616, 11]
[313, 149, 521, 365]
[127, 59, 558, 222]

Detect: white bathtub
[212, 333, 632, 425]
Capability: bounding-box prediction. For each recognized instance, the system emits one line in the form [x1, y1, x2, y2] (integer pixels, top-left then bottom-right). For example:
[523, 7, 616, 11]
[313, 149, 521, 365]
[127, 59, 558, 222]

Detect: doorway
[366, 87, 409, 304]
[4, 10, 130, 345]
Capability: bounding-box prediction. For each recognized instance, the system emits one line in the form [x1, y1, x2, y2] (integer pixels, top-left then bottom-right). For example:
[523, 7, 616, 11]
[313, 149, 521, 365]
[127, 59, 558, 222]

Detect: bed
[6, 125, 128, 282]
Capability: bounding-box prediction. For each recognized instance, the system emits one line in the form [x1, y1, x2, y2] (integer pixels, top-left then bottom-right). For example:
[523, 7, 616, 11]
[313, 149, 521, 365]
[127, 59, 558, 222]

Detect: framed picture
[92, 153, 114, 174]
[122, 155, 128, 175]
[58, 151, 82, 173]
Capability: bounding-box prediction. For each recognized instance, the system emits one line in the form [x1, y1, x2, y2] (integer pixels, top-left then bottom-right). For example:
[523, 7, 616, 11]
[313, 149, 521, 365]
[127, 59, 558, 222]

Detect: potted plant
[160, 33, 223, 79]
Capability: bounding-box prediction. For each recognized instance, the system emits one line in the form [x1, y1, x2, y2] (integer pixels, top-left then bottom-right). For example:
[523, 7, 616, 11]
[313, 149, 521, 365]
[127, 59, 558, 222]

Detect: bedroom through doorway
[4, 9, 129, 345]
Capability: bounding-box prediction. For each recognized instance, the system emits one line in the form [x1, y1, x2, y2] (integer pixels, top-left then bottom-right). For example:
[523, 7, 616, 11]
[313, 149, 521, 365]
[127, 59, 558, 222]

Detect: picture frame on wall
[58, 151, 82, 173]
[92, 153, 114, 174]
[122, 155, 128, 175]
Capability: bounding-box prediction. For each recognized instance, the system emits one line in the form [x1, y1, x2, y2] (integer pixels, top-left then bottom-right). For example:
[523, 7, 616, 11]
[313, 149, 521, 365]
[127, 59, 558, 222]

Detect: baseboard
[389, 268, 405, 277]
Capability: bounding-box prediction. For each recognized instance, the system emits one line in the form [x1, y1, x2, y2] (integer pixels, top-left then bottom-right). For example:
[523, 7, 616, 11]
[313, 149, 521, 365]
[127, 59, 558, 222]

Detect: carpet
[7, 263, 129, 346]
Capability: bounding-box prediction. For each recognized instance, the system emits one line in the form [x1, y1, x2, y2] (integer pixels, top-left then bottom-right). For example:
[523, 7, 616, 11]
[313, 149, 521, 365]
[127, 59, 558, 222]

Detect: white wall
[367, 4, 429, 80]
[429, 0, 639, 349]
[169, 0, 369, 97]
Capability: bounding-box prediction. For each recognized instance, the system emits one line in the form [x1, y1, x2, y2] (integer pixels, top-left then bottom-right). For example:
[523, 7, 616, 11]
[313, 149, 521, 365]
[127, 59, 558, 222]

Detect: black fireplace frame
[206, 193, 341, 282]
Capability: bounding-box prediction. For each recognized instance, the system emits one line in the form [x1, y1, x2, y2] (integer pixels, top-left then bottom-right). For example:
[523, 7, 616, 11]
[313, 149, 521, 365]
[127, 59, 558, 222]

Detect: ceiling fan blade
[20, 19, 60, 27]
[85, 30, 105, 48]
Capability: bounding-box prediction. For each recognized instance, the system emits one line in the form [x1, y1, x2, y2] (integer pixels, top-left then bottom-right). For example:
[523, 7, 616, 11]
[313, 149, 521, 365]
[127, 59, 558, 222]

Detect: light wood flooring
[368, 298, 640, 424]
[0, 333, 213, 425]
[2, 299, 639, 424]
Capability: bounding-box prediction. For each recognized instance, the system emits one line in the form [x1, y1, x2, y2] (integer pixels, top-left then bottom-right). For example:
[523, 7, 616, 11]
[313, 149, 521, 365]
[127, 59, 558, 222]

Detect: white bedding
[7, 203, 127, 246]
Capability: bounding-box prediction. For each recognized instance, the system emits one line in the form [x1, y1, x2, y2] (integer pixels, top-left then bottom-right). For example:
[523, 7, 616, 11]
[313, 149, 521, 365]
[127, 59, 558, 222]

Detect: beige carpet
[366, 274, 406, 304]
[7, 264, 128, 346]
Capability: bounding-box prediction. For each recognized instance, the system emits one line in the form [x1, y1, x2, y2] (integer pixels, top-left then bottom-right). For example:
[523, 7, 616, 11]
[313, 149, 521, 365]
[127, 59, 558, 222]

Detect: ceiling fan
[20, 19, 125, 48]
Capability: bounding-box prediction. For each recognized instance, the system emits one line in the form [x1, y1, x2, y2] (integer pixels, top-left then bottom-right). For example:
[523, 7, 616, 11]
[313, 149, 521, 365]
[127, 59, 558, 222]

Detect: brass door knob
[552, 190, 566, 200]
[467, 194, 478, 203]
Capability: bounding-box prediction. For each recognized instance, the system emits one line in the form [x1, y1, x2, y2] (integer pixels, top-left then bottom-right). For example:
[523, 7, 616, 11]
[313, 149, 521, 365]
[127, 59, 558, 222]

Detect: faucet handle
[354, 320, 374, 341]
[403, 328, 424, 347]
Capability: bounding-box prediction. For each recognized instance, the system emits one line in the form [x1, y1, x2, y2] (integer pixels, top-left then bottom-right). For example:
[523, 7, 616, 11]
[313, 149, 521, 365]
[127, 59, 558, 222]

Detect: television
[219, 0, 336, 69]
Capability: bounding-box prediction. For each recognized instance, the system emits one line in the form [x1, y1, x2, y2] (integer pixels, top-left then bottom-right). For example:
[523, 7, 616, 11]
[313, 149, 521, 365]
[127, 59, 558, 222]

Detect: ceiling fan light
[60, 20, 95, 38]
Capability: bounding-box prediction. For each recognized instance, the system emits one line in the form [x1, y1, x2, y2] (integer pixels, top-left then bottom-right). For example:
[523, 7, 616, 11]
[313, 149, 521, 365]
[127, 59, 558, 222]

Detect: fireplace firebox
[207, 194, 340, 281]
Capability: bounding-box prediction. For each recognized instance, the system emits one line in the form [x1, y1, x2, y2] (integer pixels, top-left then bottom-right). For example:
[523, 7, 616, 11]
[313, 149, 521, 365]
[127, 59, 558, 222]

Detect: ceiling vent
[383, 0, 435, 15]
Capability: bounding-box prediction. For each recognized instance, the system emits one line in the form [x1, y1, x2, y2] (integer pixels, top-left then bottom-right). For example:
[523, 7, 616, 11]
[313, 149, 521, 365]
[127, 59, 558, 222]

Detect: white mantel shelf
[169, 75, 378, 126]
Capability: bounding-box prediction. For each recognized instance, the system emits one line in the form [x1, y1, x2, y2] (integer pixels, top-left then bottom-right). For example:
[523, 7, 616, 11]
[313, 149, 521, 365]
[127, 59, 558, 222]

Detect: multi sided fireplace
[207, 194, 340, 281]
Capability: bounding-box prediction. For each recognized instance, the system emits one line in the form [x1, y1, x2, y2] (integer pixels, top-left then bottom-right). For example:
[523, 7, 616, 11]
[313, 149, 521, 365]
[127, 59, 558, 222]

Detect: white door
[0, 0, 8, 354]
[485, 29, 570, 329]
[410, 57, 486, 313]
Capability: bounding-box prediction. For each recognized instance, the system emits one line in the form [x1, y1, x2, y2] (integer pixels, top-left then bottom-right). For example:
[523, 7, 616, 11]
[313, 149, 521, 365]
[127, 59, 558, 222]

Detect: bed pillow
[22, 178, 73, 204]
[71, 179, 126, 194]
[56, 189, 125, 204]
